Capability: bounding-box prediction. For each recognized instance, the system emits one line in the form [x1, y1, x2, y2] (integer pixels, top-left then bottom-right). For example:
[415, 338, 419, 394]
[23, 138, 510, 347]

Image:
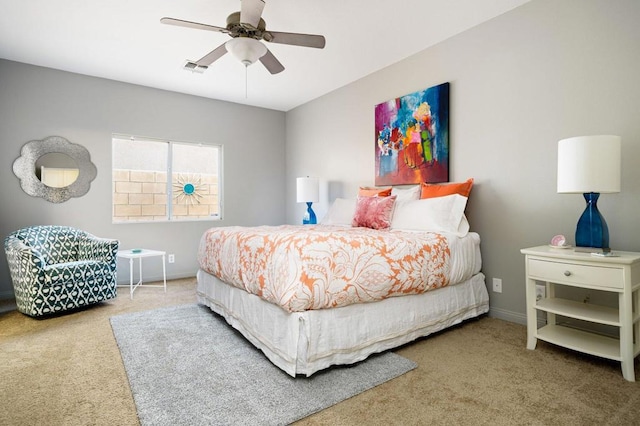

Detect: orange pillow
[420, 178, 474, 199]
[359, 186, 392, 197]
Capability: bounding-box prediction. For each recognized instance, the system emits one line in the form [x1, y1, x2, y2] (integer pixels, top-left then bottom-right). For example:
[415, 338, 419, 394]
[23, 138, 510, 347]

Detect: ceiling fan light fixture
[225, 37, 267, 66]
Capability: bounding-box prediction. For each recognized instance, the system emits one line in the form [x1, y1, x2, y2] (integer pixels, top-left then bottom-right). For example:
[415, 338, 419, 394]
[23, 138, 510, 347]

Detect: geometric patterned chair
[4, 225, 119, 317]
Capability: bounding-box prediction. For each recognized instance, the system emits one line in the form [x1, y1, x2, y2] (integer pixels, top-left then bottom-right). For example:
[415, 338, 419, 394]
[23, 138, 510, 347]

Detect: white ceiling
[0, 0, 531, 111]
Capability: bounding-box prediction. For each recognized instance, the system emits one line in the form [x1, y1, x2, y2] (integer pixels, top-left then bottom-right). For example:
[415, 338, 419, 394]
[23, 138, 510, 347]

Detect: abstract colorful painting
[374, 82, 449, 185]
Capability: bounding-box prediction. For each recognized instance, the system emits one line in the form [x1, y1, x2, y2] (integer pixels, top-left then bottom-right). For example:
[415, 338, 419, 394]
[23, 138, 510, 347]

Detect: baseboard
[0, 290, 15, 299]
[488, 307, 527, 326]
[116, 272, 195, 286]
[0, 298, 17, 313]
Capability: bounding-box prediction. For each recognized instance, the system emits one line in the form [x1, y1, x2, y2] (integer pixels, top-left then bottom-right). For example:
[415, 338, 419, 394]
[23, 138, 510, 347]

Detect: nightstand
[521, 245, 640, 381]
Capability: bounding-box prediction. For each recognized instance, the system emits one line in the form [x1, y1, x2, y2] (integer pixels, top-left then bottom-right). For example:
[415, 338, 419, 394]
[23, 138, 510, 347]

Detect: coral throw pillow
[420, 178, 474, 199]
[358, 186, 392, 197]
[352, 195, 397, 230]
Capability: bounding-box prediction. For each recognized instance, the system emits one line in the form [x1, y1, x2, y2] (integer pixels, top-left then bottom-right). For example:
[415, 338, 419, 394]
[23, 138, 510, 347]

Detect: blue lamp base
[302, 202, 317, 225]
[575, 192, 610, 250]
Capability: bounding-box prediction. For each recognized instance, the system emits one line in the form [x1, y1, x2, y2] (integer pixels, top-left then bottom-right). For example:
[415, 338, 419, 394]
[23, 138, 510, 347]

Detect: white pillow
[320, 198, 356, 226]
[391, 185, 420, 203]
[390, 194, 469, 236]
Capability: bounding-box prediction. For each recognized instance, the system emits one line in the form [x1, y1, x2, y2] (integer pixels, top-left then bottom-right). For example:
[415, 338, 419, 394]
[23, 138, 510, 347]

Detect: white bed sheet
[447, 231, 482, 284]
[197, 269, 489, 377]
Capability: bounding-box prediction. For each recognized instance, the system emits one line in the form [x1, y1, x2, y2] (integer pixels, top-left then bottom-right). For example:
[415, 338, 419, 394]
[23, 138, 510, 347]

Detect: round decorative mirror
[13, 136, 97, 203]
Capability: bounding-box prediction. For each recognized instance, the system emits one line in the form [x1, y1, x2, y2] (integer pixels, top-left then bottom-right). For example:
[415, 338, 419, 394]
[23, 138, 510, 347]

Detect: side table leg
[162, 254, 167, 293]
[620, 292, 635, 381]
[138, 257, 143, 286]
[129, 258, 133, 300]
[526, 276, 538, 350]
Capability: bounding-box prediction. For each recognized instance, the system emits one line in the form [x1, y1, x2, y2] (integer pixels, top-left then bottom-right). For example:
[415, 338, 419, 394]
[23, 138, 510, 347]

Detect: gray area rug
[110, 304, 417, 426]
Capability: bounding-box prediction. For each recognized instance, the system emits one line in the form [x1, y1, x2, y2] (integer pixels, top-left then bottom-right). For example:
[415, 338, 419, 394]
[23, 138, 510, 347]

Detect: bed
[196, 188, 489, 377]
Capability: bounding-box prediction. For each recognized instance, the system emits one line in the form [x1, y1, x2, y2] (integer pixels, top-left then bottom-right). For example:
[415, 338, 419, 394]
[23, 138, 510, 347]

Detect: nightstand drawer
[528, 258, 624, 289]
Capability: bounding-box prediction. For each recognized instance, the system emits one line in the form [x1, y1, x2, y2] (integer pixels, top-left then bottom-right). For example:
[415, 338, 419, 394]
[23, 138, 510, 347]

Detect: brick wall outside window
[113, 169, 219, 222]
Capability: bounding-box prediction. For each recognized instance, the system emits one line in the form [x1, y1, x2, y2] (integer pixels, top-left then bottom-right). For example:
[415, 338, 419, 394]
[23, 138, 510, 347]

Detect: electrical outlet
[492, 278, 502, 293]
[535, 284, 546, 301]
[168, 254, 175, 264]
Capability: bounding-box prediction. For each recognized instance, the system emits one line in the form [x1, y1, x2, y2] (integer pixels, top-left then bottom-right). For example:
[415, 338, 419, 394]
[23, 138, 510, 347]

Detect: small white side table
[116, 249, 167, 299]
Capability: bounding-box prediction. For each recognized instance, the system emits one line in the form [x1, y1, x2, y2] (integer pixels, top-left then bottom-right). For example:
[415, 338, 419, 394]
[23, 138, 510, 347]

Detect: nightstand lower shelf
[536, 298, 620, 326]
[536, 324, 621, 361]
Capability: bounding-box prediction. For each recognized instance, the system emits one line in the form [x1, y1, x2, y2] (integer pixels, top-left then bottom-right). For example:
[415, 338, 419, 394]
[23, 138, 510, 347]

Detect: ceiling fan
[161, 0, 326, 75]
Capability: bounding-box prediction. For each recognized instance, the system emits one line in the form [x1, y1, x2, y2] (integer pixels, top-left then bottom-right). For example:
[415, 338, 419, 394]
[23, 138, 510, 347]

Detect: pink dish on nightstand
[550, 234, 567, 247]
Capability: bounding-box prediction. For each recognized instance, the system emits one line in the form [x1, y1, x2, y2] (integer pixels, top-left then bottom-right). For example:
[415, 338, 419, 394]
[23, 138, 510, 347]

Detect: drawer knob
[564, 270, 572, 277]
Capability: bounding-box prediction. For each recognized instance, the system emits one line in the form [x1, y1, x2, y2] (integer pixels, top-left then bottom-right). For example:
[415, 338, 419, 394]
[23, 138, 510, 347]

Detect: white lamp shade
[225, 37, 267, 66]
[557, 135, 621, 193]
[296, 177, 319, 203]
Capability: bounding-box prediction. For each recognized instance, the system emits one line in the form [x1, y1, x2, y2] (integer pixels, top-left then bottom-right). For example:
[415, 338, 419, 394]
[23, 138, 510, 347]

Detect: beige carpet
[1, 278, 639, 426]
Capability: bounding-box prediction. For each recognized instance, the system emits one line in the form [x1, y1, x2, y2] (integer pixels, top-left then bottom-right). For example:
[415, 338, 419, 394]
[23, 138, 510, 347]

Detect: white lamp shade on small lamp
[296, 177, 319, 203]
[557, 135, 621, 250]
[296, 176, 319, 225]
[557, 135, 621, 194]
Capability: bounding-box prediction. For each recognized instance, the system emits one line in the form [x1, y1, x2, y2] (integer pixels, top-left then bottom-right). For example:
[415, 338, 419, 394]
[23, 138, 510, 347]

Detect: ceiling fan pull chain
[245, 64, 248, 98]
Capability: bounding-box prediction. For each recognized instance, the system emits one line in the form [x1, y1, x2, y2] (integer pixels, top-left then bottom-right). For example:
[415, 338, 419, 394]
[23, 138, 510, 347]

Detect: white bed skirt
[197, 269, 489, 377]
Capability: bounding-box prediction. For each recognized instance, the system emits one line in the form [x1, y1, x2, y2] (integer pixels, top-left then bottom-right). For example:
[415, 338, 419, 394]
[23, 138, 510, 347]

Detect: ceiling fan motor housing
[226, 11, 268, 40]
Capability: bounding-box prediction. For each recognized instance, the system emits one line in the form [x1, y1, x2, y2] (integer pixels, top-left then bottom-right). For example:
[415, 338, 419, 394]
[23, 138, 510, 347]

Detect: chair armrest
[4, 238, 46, 287]
[78, 235, 119, 265]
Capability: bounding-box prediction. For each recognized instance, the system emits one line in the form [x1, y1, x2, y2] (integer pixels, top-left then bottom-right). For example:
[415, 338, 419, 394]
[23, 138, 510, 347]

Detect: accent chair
[4, 225, 119, 317]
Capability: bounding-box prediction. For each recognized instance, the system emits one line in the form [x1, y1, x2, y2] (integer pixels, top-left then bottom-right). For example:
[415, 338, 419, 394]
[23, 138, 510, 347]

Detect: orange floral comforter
[197, 225, 452, 312]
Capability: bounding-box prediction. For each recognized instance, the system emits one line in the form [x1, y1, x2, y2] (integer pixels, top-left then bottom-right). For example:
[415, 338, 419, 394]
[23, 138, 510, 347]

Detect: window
[112, 135, 222, 223]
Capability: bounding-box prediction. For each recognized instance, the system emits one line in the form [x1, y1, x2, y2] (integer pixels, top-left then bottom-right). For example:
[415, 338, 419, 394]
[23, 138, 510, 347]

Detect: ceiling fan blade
[240, 0, 265, 29]
[195, 43, 228, 66]
[264, 31, 325, 49]
[259, 49, 285, 74]
[160, 17, 229, 34]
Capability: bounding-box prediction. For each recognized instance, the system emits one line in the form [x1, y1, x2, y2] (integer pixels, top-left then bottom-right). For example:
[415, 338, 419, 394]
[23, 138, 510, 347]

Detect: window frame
[112, 134, 223, 224]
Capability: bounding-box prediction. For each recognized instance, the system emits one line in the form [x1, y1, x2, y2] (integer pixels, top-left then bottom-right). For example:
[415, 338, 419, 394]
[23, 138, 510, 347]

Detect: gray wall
[0, 60, 286, 298]
[285, 0, 640, 323]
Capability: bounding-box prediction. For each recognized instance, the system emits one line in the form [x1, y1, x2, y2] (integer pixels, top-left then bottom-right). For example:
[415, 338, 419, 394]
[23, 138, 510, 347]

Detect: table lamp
[296, 176, 319, 225]
[557, 135, 621, 251]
